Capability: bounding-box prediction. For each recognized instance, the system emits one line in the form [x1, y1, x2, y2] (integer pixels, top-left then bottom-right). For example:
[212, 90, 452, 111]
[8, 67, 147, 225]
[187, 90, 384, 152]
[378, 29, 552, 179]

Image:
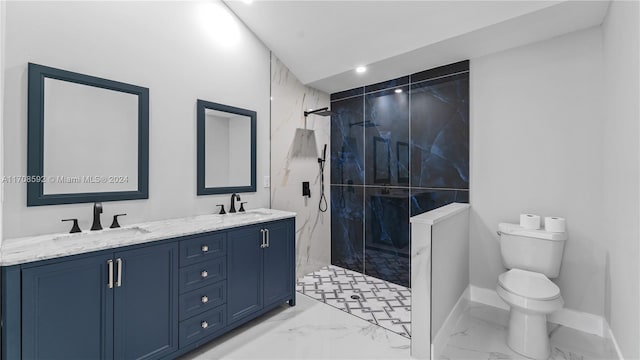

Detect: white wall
[2, 1, 271, 238]
[602, 1, 640, 358]
[270, 54, 331, 278]
[0, 0, 5, 245]
[470, 27, 606, 317]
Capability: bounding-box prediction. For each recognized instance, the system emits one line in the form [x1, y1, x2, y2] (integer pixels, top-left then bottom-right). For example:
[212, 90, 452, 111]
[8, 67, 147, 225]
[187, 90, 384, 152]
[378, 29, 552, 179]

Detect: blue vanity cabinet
[2, 214, 295, 360]
[227, 224, 265, 324]
[113, 242, 179, 360]
[177, 233, 228, 348]
[227, 219, 295, 326]
[263, 220, 295, 307]
[16, 241, 178, 360]
[21, 253, 115, 360]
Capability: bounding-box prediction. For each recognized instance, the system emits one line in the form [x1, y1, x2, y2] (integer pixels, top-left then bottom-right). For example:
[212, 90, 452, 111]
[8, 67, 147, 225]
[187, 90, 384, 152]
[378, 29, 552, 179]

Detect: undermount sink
[226, 210, 272, 219]
[53, 226, 151, 242]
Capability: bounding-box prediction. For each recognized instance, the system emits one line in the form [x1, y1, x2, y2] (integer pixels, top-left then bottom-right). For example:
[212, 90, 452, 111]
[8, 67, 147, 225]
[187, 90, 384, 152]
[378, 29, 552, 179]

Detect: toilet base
[507, 308, 550, 360]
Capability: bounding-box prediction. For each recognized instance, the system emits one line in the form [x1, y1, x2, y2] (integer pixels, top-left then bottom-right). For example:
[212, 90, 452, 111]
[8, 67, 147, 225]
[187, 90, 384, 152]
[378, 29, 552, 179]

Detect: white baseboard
[432, 286, 470, 359]
[604, 320, 625, 360]
[469, 284, 509, 310]
[469, 285, 605, 337]
[548, 307, 604, 337]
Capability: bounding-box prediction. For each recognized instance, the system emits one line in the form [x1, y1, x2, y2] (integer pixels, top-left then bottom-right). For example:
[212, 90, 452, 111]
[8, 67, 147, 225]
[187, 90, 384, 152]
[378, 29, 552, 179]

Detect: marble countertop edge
[0, 208, 296, 266]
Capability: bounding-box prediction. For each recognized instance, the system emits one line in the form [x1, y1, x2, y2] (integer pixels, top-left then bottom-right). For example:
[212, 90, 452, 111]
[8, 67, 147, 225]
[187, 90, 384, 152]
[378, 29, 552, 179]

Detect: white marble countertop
[0, 208, 295, 266]
[409, 202, 470, 225]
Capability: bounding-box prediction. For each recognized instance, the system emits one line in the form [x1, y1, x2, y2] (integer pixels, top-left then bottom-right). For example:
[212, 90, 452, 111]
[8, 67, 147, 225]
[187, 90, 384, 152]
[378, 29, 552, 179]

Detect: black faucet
[229, 193, 241, 213]
[91, 202, 103, 231]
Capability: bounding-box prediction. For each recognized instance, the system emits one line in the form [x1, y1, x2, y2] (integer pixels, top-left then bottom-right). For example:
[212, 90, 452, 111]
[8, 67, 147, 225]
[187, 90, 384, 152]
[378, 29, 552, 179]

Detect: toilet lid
[498, 269, 560, 301]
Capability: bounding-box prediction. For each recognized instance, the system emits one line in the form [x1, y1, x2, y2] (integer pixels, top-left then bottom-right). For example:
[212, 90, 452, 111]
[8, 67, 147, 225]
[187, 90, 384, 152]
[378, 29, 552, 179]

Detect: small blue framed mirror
[196, 100, 256, 195]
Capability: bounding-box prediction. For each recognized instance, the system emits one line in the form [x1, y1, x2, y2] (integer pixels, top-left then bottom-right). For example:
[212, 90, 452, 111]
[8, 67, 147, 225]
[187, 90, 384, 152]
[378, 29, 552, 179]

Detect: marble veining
[0, 208, 295, 266]
[437, 303, 619, 360]
[179, 294, 410, 360]
[270, 54, 331, 278]
[410, 202, 470, 225]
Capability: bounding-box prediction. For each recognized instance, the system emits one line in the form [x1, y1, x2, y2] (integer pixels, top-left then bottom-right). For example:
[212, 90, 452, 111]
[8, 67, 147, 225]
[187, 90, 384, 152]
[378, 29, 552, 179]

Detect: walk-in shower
[329, 61, 470, 288]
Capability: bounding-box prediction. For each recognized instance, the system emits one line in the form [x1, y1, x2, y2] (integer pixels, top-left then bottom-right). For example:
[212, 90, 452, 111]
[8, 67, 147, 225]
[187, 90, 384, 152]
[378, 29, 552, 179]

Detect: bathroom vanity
[0, 209, 295, 360]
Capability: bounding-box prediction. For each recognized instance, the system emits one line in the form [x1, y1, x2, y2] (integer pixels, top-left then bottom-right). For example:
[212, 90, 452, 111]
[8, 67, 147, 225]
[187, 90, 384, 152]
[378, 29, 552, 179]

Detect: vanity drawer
[179, 305, 226, 347]
[180, 257, 226, 294]
[179, 281, 226, 320]
[180, 233, 226, 267]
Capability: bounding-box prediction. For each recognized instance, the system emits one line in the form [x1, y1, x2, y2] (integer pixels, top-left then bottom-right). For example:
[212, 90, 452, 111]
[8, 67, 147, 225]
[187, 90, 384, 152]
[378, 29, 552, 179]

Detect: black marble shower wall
[330, 61, 470, 288]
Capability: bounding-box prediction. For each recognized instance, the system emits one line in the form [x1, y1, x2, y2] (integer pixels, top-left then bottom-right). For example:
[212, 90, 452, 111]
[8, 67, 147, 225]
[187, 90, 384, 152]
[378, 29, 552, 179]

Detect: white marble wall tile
[270, 54, 331, 278]
[411, 219, 432, 359]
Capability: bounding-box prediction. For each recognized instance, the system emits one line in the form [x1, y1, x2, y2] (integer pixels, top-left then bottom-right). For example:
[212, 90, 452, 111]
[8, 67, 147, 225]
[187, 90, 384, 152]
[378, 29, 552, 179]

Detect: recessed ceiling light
[395, 89, 403, 94]
[355, 66, 367, 74]
[243, 0, 253, 4]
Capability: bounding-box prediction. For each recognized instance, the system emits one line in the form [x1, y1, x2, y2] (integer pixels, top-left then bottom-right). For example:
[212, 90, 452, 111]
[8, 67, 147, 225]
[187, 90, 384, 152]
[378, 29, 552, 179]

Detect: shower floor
[296, 265, 411, 338]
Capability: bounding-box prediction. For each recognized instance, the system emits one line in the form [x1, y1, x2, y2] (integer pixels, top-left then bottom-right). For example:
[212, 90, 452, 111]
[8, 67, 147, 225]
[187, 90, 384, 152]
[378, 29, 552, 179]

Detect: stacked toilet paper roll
[519, 214, 541, 230]
[545, 217, 566, 232]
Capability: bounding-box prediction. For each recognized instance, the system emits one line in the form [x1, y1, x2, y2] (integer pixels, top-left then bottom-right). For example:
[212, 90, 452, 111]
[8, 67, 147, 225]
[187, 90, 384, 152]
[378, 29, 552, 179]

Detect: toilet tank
[498, 223, 567, 278]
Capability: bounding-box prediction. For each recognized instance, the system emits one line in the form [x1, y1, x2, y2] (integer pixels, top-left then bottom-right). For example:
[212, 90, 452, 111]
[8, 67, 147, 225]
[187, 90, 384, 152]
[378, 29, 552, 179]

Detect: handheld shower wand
[318, 144, 328, 212]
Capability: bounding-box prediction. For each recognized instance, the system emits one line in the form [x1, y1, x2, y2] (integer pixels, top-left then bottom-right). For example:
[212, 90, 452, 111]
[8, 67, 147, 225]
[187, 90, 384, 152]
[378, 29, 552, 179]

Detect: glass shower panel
[364, 86, 410, 186]
[410, 73, 470, 190]
[331, 184, 365, 273]
[330, 95, 365, 186]
[364, 186, 411, 287]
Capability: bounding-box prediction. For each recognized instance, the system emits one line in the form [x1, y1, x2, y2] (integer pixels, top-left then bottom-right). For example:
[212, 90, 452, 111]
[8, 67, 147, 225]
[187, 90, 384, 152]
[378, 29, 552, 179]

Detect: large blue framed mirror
[27, 63, 149, 206]
[197, 100, 256, 195]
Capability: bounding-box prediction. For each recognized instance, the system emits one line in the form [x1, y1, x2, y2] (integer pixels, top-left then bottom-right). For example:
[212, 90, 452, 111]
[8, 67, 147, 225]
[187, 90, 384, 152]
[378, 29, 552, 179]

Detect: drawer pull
[201, 270, 208, 278]
[201, 295, 209, 304]
[201, 244, 209, 252]
[201, 321, 208, 329]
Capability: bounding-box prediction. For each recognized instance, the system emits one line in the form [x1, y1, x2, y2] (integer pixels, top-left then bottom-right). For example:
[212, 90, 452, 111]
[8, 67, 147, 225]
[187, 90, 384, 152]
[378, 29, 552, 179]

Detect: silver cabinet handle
[107, 259, 114, 289]
[266, 229, 270, 248]
[201, 270, 208, 278]
[201, 244, 209, 253]
[201, 295, 209, 304]
[260, 229, 266, 248]
[201, 321, 208, 329]
[116, 258, 123, 287]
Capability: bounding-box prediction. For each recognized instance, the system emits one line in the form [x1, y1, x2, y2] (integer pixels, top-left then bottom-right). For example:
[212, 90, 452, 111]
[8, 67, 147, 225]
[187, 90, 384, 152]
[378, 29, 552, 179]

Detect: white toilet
[497, 222, 567, 360]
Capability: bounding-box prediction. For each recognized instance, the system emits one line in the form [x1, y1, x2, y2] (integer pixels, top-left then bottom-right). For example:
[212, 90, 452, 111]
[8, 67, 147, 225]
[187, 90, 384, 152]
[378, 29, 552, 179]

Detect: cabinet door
[227, 225, 263, 324]
[263, 220, 294, 306]
[22, 254, 114, 360]
[114, 242, 178, 360]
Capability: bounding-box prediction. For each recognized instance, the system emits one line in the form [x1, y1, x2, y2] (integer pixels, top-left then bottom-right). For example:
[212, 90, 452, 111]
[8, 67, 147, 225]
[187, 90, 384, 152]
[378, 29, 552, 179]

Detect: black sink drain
[350, 295, 360, 300]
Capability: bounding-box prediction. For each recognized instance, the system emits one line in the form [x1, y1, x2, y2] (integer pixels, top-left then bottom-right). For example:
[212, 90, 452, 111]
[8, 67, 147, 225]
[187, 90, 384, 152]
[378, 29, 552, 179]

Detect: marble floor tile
[297, 265, 412, 338]
[179, 294, 410, 359]
[438, 303, 619, 360]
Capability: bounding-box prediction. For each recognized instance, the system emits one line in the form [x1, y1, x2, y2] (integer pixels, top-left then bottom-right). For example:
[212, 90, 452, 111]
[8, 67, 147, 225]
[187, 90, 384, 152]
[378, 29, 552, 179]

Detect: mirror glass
[27, 63, 149, 206]
[204, 108, 251, 188]
[43, 78, 139, 194]
[197, 100, 256, 195]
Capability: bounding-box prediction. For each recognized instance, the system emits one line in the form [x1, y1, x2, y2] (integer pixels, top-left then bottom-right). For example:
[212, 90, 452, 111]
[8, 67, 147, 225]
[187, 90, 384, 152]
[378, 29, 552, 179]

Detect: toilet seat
[498, 269, 560, 301]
